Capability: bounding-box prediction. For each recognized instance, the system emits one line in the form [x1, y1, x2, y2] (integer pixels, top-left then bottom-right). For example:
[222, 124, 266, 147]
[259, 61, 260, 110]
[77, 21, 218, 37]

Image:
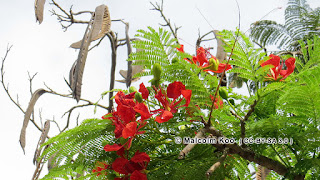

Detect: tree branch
[150, 0, 180, 43]
[49, 0, 92, 31]
[106, 31, 118, 113]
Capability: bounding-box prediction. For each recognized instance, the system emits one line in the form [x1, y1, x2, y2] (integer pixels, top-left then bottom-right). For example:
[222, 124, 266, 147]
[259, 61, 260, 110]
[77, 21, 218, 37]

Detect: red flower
[261, 54, 295, 81]
[134, 103, 152, 121]
[280, 57, 295, 79]
[154, 81, 192, 123]
[104, 143, 123, 152]
[131, 170, 147, 180]
[139, 83, 149, 100]
[115, 91, 137, 124]
[104, 121, 146, 151]
[103, 112, 125, 138]
[195, 47, 208, 66]
[122, 121, 146, 139]
[176, 44, 185, 53]
[112, 150, 150, 178]
[185, 47, 232, 73]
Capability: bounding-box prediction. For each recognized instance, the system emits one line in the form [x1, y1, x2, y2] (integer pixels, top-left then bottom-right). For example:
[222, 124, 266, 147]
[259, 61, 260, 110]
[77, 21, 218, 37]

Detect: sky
[0, 0, 319, 179]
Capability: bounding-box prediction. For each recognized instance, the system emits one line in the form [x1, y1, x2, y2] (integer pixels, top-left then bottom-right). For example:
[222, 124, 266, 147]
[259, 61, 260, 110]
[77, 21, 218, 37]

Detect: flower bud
[219, 87, 228, 100]
[151, 78, 160, 87]
[135, 92, 143, 103]
[129, 86, 137, 93]
[172, 58, 178, 64]
[152, 63, 162, 80]
[209, 58, 219, 71]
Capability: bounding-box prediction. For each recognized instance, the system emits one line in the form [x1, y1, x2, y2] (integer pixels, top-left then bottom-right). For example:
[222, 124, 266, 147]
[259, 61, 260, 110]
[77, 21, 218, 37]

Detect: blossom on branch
[112, 150, 150, 180]
[260, 54, 295, 81]
[177, 45, 232, 74]
[153, 81, 192, 123]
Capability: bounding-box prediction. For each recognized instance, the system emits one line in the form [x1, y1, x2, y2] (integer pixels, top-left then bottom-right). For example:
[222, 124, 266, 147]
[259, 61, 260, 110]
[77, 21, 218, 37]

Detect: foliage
[37, 14, 320, 180]
[250, 0, 320, 50]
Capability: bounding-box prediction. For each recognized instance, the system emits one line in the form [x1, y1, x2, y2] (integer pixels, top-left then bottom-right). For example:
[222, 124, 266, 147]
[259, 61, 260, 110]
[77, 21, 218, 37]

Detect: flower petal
[261, 54, 280, 68]
[139, 83, 149, 100]
[134, 103, 151, 120]
[280, 57, 295, 79]
[196, 47, 208, 66]
[155, 110, 173, 123]
[131, 151, 150, 163]
[167, 81, 185, 99]
[212, 63, 232, 73]
[104, 143, 123, 152]
[122, 122, 137, 139]
[112, 158, 129, 175]
[176, 44, 184, 53]
[130, 170, 147, 180]
[181, 89, 192, 107]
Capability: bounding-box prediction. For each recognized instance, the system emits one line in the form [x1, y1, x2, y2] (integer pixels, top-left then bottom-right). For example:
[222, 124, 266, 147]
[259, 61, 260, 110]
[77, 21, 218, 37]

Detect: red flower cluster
[103, 83, 151, 150]
[100, 81, 192, 179]
[153, 81, 192, 123]
[176, 45, 232, 73]
[260, 54, 295, 81]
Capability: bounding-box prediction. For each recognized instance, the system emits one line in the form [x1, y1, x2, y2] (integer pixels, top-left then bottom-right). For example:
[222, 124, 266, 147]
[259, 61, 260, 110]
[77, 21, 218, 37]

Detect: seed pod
[129, 86, 137, 93]
[135, 92, 143, 103]
[152, 63, 162, 80]
[151, 78, 160, 87]
[219, 87, 228, 100]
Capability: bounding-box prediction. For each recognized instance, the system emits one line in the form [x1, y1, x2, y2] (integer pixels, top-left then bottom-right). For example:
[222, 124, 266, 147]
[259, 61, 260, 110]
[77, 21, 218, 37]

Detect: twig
[61, 103, 92, 131]
[196, 30, 214, 49]
[150, 0, 180, 43]
[43, 83, 108, 110]
[1, 45, 43, 132]
[49, 0, 92, 31]
[27, 71, 38, 95]
[230, 110, 243, 121]
[88, 35, 107, 51]
[120, 20, 133, 87]
[49, 119, 61, 133]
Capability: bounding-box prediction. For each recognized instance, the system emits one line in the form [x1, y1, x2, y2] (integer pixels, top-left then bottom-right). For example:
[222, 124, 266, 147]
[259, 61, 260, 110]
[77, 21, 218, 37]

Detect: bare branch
[61, 103, 92, 132]
[49, 0, 92, 31]
[150, 0, 180, 43]
[43, 83, 108, 110]
[1, 45, 43, 133]
[28, 71, 38, 95]
[196, 30, 214, 48]
[88, 34, 107, 51]
[106, 31, 118, 113]
[118, 20, 133, 87]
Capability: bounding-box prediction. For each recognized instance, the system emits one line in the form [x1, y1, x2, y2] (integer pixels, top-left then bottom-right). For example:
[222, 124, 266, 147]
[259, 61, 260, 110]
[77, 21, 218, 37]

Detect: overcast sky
[1, 0, 319, 179]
